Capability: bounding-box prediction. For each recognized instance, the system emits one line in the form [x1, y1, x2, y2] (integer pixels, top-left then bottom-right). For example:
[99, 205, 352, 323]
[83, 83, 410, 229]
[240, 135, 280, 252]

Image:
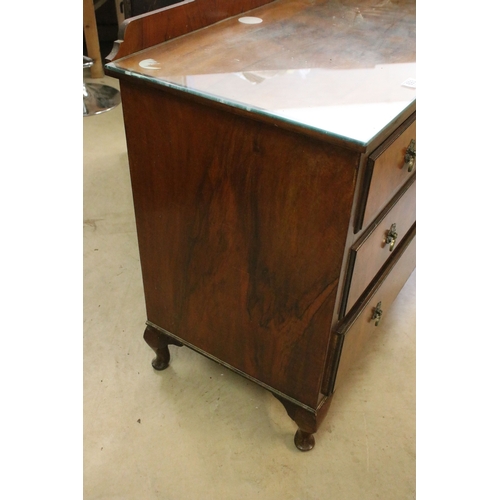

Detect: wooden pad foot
[294, 429, 315, 451]
[143, 324, 183, 370]
[274, 394, 332, 452]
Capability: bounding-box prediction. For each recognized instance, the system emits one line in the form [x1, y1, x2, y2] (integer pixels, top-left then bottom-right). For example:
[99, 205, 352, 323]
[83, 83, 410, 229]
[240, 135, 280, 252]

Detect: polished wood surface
[113, 0, 416, 72]
[356, 113, 416, 230]
[107, 0, 275, 61]
[108, 0, 416, 146]
[343, 177, 416, 315]
[332, 225, 416, 393]
[120, 79, 359, 408]
[106, 0, 416, 450]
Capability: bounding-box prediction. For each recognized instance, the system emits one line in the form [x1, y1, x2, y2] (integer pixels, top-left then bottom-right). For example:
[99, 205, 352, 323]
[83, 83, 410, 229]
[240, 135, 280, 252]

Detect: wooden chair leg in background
[83, 0, 104, 78]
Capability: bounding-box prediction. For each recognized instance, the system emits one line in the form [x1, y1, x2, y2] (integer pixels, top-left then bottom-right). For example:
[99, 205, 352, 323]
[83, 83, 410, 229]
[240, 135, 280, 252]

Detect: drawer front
[331, 227, 416, 394]
[342, 177, 416, 316]
[356, 114, 416, 231]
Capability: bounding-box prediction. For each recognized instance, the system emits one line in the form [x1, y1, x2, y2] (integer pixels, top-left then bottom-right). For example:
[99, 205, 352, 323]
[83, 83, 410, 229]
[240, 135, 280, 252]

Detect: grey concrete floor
[83, 75, 416, 499]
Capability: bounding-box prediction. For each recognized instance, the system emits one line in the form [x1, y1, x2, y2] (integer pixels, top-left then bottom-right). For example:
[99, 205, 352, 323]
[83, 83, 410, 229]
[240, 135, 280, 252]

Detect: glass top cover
[107, 0, 416, 146]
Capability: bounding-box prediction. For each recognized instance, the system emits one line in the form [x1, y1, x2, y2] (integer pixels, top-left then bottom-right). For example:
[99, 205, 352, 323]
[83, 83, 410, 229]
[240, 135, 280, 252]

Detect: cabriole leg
[143, 324, 183, 370]
[274, 394, 332, 452]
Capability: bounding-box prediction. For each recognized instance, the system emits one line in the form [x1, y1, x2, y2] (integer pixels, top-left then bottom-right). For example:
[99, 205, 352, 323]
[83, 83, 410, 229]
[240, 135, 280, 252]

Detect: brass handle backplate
[404, 139, 416, 172]
[385, 223, 398, 251]
[371, 301, 383, 326]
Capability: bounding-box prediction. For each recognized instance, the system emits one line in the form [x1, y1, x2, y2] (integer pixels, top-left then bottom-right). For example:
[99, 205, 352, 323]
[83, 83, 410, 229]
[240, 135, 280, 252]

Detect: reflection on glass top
[107, 0, 416, 145]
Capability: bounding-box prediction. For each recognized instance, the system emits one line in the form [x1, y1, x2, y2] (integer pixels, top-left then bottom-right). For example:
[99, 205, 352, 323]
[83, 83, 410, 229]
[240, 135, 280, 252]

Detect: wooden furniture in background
[121, 0, 183, 19]
[83, 0, 104, 78]
[105, 0, 416, 451]
[114, 0, 126, 25]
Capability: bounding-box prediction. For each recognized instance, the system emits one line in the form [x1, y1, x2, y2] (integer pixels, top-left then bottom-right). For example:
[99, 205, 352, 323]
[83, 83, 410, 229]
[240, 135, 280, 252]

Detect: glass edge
[105, 64, 417, 148]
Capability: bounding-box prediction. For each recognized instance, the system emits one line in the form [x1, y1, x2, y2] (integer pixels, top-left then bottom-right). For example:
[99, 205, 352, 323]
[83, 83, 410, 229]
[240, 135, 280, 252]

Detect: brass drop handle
[385, 223, 398, 251]
[404, 139, 416, 172]
[372, 301, 383, 326]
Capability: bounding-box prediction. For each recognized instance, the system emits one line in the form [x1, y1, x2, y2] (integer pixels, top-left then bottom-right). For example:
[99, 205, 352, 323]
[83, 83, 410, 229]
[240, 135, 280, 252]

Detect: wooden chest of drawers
[105, 0, 416, 451]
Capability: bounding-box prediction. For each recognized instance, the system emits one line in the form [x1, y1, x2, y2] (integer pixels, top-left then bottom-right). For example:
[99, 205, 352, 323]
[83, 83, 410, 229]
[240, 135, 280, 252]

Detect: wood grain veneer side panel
[106, 0, 276, 61]
[119, 81, 359, 407]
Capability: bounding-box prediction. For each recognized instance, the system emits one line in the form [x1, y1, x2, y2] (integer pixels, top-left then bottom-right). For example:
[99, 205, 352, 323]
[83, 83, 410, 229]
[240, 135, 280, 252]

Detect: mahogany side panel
[120, 81, 359, 408]
[106, 0, 276, 61]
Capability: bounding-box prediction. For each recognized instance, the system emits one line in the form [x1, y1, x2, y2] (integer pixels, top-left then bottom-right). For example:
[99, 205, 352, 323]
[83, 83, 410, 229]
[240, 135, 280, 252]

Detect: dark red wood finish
[120, 80, 360, 408]
[105, 0, 416, 451]
[107, 0, 276, 61]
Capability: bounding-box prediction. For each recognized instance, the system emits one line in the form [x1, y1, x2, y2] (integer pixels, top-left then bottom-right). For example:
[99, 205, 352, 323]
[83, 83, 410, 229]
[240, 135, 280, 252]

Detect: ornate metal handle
[371, 301, 383, 326]
[404, 139, 416, 172]
[385, 223, 398, 251]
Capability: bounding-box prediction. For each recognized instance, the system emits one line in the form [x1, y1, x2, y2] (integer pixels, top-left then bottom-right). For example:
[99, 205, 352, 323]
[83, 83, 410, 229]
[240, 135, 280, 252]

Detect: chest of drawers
[105, 0, 416, 451]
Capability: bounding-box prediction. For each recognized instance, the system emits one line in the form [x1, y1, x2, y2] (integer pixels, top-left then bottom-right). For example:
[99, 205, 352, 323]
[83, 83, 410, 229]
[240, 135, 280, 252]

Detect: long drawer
[355, 114, 416, 232]
[330, 225, 416, 394]
[341, 177, 416, 317]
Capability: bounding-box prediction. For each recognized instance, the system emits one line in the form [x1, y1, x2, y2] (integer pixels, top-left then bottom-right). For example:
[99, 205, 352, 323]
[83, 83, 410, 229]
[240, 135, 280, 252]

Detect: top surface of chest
[106, 0, 416, 146]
